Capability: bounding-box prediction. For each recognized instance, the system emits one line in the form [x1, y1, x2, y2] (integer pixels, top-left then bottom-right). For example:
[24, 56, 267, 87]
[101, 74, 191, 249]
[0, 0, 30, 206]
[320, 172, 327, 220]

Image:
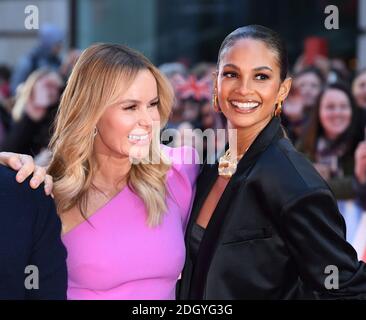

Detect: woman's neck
[93, 151, 131, 191]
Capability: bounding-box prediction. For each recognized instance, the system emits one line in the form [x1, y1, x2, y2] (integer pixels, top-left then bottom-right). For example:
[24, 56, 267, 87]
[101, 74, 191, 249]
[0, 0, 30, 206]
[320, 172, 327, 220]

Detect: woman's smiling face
[319, 88, 352, 141]
[216, 38, 291, 130]
[94, 69, 161, 160]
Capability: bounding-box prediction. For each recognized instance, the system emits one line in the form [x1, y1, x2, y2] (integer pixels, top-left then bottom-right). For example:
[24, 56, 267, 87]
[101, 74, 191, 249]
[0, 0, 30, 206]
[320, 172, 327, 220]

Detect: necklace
[218, 147, 247, 179]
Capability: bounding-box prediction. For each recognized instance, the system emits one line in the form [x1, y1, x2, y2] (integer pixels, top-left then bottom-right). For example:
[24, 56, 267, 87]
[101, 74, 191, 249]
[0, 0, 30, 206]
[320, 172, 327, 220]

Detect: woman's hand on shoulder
[0, 151, 53, 196]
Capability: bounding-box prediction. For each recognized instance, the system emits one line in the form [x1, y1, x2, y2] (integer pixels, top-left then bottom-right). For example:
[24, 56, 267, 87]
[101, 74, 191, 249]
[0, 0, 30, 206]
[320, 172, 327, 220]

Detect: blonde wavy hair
[48, 43, 174, 227]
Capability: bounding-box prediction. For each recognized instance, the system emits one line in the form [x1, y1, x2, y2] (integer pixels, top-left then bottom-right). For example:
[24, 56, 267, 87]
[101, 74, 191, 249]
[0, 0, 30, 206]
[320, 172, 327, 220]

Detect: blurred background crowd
[1, 0, 366, 259]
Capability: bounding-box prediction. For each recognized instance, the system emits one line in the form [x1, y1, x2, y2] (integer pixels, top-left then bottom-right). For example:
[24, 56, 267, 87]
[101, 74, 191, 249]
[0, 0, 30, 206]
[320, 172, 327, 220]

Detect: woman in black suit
[178, 25, 366, 299]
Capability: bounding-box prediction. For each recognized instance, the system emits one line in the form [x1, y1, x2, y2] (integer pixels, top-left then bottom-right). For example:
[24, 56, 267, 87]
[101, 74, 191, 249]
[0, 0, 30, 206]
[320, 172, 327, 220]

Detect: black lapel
[188, 116, 284, 298]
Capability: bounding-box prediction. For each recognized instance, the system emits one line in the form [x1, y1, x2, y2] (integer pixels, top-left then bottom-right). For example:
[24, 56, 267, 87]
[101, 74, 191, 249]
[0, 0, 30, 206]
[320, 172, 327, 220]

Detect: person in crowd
[352, 68, 366, 136]
[0, 69, 63, 163]
[297, 82, 363, 200]
[329, 58, 351, 84]
[0, 102, 11, 146]
[59, 49, 82, 82]
[175, 74, 212, 128]
[160, 62, 188, 135]
[0, 64, 11, 101]
[354, 140, 366, 210]
[0, 65, 12, 144]
[353, 69, 366, 110]
[10, 24, 64, 95]
[282, 67, 324, 144]
[294, 66, 325, 109]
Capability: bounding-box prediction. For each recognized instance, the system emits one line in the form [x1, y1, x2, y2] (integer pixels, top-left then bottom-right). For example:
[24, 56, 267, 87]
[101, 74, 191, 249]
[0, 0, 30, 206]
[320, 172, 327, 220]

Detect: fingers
[30, 168, 54, 197]
[0, 152, 22, 170]
[29, 165, 46, 189]
[15, 154, 35, 183]
[44, 174, 54, 196]
[0, 152, 53, 195]
[0, 152, 38, 184]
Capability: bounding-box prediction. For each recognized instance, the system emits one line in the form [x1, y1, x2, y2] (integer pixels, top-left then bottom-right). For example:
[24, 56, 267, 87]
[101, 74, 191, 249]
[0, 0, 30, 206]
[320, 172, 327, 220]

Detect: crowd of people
[1, 24, 366, 299]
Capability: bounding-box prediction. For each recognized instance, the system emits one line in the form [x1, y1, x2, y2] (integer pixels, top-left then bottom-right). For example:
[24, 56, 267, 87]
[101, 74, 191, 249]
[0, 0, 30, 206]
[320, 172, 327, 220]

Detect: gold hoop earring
[212, 91, 221, 113]
[93, 127, 98, 137]
[274, 101, 282, 117]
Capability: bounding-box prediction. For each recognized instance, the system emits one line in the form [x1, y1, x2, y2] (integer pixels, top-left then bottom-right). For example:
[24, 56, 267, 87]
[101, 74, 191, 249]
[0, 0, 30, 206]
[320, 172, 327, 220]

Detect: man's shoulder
[0, 165, 59, 235]
[0, 165, 21, 189]
[0, 165, 50, 204]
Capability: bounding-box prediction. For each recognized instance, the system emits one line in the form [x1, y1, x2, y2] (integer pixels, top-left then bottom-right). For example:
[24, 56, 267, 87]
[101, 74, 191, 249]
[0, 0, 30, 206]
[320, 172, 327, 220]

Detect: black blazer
[178, 117, 366, 300]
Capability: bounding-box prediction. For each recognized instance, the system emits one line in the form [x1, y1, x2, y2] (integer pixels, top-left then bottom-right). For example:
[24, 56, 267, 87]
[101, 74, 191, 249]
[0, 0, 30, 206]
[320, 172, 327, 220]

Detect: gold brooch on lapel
[218, 148, 247, 179]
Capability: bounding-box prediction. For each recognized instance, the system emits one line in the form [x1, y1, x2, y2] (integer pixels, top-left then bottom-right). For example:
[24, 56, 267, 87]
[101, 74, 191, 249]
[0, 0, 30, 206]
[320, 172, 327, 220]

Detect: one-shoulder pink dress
[62, 146, 199, 300]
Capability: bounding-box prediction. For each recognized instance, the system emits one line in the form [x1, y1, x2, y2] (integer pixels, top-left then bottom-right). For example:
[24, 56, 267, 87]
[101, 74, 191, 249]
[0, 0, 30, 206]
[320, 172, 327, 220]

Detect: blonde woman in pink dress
[0, 43, 199, 299]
